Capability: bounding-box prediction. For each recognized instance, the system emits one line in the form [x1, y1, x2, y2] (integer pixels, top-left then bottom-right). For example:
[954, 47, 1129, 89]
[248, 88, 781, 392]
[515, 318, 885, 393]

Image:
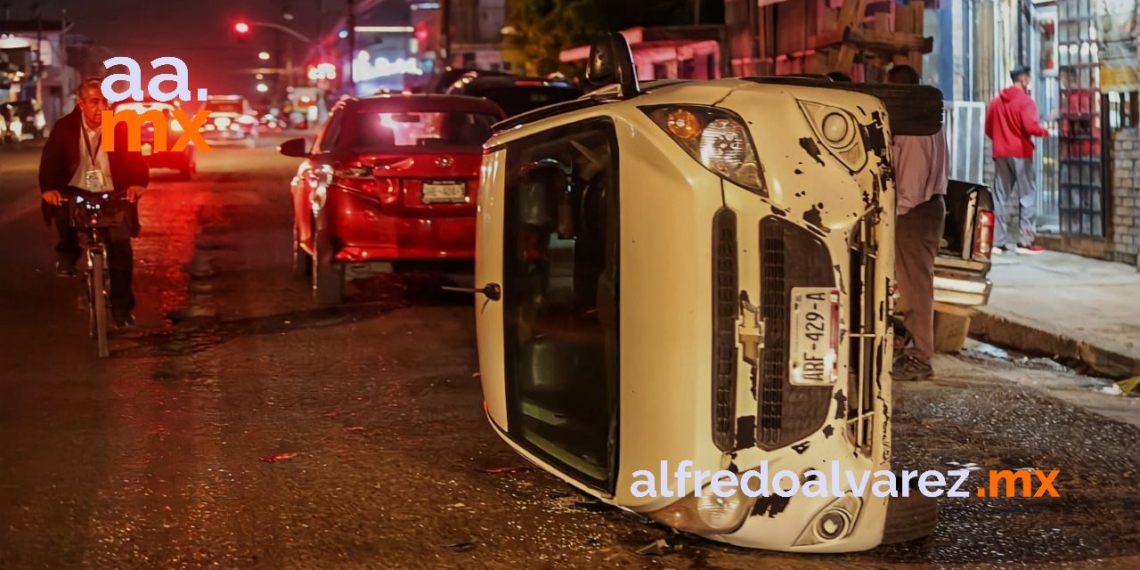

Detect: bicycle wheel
[91, 251, 109, 358]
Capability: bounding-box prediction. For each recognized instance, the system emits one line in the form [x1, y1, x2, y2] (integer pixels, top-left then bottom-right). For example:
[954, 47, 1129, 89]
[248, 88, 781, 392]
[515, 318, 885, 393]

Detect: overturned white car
[462, 34, 943, 553]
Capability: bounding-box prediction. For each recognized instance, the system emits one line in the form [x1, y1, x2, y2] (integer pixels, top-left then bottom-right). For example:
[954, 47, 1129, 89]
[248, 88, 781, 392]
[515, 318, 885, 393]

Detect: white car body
[473, 75, 929, 553]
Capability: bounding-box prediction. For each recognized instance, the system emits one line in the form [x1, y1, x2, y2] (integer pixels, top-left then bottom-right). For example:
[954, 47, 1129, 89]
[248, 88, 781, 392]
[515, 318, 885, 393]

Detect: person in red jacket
[985, 65, 1049, 254]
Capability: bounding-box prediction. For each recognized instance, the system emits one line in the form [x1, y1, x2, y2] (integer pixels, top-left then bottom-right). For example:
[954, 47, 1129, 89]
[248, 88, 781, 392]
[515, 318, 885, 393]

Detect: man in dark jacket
[984, 65, 1048, 255]
[39, 77, 149, 327]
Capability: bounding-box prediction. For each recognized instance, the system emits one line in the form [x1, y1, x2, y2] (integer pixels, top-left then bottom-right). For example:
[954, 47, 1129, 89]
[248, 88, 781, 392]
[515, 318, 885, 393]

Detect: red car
[278, 94, 506, 304]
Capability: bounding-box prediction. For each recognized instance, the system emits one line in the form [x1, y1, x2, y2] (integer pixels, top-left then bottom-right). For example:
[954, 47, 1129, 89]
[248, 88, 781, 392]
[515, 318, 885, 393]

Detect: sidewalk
[969, 250, 1140, 379]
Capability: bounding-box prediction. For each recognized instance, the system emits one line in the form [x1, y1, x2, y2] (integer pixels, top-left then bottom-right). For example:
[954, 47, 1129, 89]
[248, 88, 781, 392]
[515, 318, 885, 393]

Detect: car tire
[292, 224, 313, 278]
[311, 212, 344, 306]
[881, 486, 939, 545]
[179, 150, 197, 180]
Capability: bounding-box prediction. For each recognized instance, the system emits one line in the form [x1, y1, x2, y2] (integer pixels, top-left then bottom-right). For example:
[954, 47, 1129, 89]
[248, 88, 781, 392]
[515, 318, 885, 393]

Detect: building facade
[725, 0, 1140, 266]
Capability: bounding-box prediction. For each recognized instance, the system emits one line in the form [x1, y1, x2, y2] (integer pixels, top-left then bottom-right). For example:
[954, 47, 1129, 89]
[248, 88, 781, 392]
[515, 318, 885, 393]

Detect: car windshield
[352, 110, 499, 150]
[472, 86, 582, 117]
[206, 101, 244, 114]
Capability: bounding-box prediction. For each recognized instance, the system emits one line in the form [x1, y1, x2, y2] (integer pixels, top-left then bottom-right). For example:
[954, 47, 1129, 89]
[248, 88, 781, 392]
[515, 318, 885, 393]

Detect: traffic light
[233, 20, 251, 42]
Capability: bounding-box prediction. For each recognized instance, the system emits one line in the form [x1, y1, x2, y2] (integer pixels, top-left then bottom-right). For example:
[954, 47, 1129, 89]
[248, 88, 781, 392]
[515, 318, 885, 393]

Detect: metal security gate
[943, 101, 987, 184]
[1029, 4, 1061, 233]
[1056, 0, 1106, 237]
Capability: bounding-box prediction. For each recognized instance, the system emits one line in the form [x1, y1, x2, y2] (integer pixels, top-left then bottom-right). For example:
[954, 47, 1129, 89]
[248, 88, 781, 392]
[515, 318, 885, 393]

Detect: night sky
[4, 0, 344, 101]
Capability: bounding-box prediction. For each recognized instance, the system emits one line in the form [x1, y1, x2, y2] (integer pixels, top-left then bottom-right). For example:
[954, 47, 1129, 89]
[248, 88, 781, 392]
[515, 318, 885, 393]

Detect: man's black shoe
[55, 261, 77, 277]
[113, 314, 137, 329]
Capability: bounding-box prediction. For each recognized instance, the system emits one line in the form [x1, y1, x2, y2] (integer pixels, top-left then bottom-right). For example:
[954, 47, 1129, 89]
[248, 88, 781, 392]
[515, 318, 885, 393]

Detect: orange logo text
[101, 109, 212, 153]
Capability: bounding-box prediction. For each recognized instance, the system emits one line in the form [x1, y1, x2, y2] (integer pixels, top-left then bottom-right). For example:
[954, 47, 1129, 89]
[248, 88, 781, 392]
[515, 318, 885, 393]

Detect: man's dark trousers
[895, 195, 946, 363]
[55, 209, 135, 316]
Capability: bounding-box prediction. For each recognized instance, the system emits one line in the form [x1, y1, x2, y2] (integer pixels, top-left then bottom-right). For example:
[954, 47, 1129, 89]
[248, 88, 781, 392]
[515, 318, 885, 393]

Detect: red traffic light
[234, 21, 250, 34]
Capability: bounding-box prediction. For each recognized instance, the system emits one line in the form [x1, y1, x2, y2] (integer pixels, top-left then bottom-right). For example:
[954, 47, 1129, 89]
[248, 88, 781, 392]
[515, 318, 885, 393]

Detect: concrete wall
[1111, 128, 1140, 267]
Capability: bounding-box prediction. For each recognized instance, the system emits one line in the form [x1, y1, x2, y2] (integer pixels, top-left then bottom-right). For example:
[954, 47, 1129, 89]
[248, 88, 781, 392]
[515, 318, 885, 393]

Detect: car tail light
[975, 210, 994, 259]
[515, 80, 543, 87]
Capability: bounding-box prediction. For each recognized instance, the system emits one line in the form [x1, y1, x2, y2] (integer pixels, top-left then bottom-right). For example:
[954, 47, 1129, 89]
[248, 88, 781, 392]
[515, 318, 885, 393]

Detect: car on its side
[278, 94, 506, 305]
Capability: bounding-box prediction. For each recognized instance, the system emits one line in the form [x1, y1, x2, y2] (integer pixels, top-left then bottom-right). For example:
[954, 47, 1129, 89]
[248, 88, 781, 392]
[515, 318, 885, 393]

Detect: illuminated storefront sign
[352, 51, 423, 81]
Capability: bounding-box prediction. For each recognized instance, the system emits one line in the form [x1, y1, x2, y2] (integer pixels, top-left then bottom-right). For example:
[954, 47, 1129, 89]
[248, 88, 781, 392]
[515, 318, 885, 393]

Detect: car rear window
[351, 110, 500, 151]
[205, 101, 244, 114]
[471, 86, 582, 117]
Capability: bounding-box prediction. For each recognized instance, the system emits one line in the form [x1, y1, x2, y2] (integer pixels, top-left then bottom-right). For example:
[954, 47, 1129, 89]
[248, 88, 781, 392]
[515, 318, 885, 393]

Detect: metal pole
[440, 0, 451, 70]
[347, 0, 356, 93]
[35, 2, 43, 110]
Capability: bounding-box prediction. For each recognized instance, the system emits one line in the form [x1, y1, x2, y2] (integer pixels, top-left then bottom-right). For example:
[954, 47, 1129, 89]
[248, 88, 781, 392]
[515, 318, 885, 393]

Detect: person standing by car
[38, 77, 149, 328]
[985, 65, 1048, 255]
[887, 64, 949, 381]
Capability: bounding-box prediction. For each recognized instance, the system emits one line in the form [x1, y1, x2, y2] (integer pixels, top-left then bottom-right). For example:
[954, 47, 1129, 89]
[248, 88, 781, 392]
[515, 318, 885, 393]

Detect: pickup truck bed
[930, 180, 995, 352]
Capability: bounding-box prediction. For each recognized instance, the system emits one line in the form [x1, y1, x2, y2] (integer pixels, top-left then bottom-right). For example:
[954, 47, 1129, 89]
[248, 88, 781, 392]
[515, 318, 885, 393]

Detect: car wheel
[311, 212, 344, 306]
[292, 224, 313, 278]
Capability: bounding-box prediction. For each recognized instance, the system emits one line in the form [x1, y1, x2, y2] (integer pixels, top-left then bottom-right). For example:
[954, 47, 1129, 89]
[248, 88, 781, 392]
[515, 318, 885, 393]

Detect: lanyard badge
[82, 127, 106, 191]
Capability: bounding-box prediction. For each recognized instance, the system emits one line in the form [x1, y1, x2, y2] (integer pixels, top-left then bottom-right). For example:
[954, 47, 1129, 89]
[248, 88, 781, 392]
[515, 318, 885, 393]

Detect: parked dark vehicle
[6, 101, 46, 139]
[445, 74, 584, 117]
[423, 67, 514, 94]
[931, 180, 995, 350]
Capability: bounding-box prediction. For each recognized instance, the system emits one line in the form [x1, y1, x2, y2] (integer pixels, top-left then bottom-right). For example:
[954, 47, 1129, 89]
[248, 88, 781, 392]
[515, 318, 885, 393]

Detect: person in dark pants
[887, 65, 949, 381]
[39, 78, 149, 328]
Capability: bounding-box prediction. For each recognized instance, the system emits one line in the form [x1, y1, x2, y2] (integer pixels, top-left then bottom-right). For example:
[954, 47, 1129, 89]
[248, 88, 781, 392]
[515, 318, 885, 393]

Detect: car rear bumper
[327, 190, 475, 262]
[934, 273, 992, 307]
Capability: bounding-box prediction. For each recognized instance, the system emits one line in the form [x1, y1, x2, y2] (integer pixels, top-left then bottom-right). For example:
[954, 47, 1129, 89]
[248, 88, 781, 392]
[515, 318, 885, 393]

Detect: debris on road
[635, 538, 675, 556]
[344, 426, 365, 432]
[946, 461, 982, 471]
[444, 542, 476, 553]
[477, 466, 539, 474]
[259, 452, 300, 463]
[1099, 383, 1124, 396]
[1119, 376, 1140, 395]
[325, 411, 340, 418]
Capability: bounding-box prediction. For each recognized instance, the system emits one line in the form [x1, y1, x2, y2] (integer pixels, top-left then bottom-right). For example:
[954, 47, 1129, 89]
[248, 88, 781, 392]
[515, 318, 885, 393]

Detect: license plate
[423, 182, 466, 203]
[141, 143, 152, 156]
[790, 287, 840, 385]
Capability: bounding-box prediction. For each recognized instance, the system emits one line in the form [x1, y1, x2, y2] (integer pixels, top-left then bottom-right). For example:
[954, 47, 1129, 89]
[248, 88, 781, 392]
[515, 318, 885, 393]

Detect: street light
[257, 83, 269, 93]
[259, 51, 271, 60]
[234, 21, 251, 34]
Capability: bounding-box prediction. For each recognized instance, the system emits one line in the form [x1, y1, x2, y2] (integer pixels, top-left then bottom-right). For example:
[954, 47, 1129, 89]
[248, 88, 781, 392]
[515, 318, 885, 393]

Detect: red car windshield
[352, 110, 498, 151]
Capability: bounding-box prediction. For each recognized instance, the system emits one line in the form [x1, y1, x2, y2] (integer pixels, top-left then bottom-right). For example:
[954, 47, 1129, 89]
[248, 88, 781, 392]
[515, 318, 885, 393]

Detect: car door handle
[441, 283, 501, 301]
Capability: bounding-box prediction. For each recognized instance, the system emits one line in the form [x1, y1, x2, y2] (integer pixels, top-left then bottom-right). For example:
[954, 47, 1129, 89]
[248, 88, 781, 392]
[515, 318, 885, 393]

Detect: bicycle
[62, 189, 131, 358]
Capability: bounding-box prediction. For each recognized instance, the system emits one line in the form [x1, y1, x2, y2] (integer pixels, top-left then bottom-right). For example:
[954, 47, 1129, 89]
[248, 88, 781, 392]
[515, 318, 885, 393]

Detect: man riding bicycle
[39, 78, 149, 328]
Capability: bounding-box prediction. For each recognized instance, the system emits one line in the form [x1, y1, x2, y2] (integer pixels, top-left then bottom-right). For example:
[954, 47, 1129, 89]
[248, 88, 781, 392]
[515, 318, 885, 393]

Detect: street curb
[970, 310, 1140, 380]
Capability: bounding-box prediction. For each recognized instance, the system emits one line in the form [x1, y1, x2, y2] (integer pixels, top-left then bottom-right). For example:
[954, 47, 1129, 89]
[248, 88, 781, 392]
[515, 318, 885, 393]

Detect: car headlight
[645, 482, 756, 535]
[641, 105, 766, 196]
[797, 101, 868, 173]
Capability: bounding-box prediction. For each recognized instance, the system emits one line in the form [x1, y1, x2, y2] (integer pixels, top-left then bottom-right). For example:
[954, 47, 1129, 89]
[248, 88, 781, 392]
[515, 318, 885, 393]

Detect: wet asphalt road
[1, 136, 1139, 570]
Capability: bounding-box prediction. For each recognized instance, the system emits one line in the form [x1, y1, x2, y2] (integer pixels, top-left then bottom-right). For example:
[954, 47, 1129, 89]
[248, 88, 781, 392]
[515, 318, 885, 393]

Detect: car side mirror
[586, 32, 642, 99]
[279, 138, 308, 158]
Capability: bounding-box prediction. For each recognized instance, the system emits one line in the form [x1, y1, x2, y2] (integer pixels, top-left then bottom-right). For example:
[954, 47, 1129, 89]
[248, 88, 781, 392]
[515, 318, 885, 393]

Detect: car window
[205, 101, 245, 114]
[314, 109, 345, 154]
[498, 118, 620, 491]
[352, 110, 499, 150]
[470, 86, 582, 117]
